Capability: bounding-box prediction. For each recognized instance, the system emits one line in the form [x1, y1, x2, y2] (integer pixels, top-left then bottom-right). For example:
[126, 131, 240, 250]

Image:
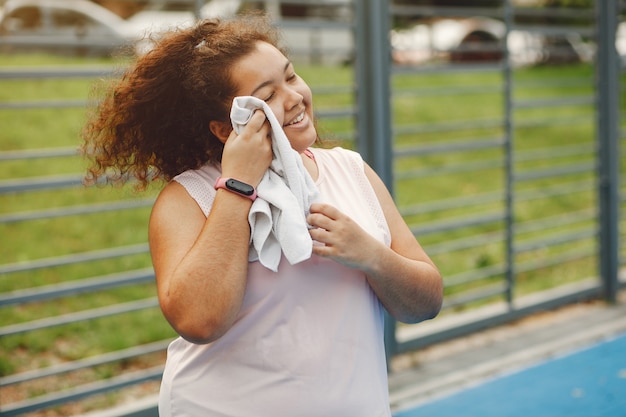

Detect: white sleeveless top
[159, 147, 392, 417]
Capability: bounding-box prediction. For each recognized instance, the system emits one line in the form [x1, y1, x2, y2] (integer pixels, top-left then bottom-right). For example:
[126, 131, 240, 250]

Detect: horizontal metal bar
[276, 18, 353, 30]
[512, 6, 595, 20]
[392, 62, 504, 75]
[0, 297, 159, 337]
[442, 283, 508, 310]
[0, 174, 83, 194]
[515, 208, 596, 235]
[514, 76, 593, 90]
[424, 230, 505, 257]
[390, 5, 504, 19]
[0, 67, 116, 80]
[400, 190, 503, 217]
[515, 246, 596, 275]
[393, 84, 503, 98]
[102, 0, 195, 3]
[0, 37, 128, 48]
[0, 339, 170, 386]
[515, 114, 594, 129]
[0, 99, 89, 110]
[511, 24, 595, 37]
[514, 95, 594, 109]
[444, 264, 508, 288]
[410, 211, 506, 236]
[0, 147, 78, 161]
[0, 268, 154, 306]
[514, 161, 595, 182]
[0, 243, 149, 275]
[279, 0, 352, 6]
[394, 118, 503, 136]
[0, 365, 164, 417]
[391, 4, 593, 20]
[394, 136, 504, 157]
[396, 157, 504, 180]
[514, 143, 595, 162]
[315, 107, 355, 119]
[515, 228, 597, 253]
[312, 85, 353, 95]
[288, 46, 355, 56]
[0, 198, 154, 224]
[515, 179, 595, 202]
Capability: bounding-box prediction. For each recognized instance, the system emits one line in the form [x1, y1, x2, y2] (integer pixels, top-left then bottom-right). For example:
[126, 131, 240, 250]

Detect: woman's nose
[285, 88, 303, 110]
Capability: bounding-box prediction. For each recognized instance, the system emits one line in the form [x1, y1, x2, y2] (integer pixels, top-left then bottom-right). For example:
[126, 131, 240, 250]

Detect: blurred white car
[391, 17, 593, 67]
[126, 0, 244, 54]
[0, 0, 143, 56]
[124, 9, 196, 55]
[0, 0, 239, 56]
[615, 21, 626, 67]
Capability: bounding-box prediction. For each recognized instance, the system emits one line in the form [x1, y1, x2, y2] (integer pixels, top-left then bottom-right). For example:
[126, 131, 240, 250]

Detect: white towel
[230, 96, 321, 272]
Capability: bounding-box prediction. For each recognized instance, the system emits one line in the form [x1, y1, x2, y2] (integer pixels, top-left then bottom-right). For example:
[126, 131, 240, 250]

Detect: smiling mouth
[285, 111, 305, 126]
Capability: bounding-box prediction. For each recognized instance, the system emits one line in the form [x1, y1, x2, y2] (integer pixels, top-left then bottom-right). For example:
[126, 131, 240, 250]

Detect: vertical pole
[353, 0, 396, 366]
[264, 0, 282, 20]
[503, 0, 515, 307]
[354, 0, 393, 190]
[194, 0, 203, 20]
[595, 0, 620, 303]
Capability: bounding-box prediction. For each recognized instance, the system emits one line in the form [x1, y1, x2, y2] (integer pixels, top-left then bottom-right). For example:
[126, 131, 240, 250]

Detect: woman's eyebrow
[250, 61, 292, 96]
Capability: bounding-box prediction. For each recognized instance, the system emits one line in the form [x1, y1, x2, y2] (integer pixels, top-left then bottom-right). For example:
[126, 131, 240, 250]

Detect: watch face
[225, 178, 255, 196]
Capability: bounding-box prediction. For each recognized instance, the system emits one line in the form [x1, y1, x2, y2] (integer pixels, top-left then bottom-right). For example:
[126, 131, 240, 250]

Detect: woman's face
[230, 41, 317, 153]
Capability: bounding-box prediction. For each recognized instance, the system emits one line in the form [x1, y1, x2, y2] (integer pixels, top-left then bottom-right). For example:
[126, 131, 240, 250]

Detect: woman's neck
[301, 149, 318, 181]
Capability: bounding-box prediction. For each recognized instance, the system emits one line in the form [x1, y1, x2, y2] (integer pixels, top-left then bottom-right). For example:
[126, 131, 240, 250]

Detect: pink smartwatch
[214, 177, 257, 201]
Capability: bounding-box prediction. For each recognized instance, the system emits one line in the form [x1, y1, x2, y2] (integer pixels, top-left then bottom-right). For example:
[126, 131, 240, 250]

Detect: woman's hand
[308, 163, 443, 324]
[307, 203, 383, 271]
[220, 109, 273, 187]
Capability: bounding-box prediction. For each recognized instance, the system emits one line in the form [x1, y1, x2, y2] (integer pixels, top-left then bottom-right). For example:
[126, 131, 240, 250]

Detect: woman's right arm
[149, 110, 272, 344]
[149, 183, 254, 344]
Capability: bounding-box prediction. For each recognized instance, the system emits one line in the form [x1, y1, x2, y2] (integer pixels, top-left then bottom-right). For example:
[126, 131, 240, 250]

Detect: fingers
[247, 110, 271, 135]
[228, 110, 271, 148]
[308, 203, 341, 226]
[307, 205, 370, 269]
[228, 110, 270, 142]
[220, 110, 272, 185]
[307, 204, 344, 240]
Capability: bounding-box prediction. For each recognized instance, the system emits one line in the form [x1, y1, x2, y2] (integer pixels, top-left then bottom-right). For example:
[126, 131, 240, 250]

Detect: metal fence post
[595, 0, 621, 303]
[503, 0, 515, 307]
[353, 0, 396, 363]
[193, 0, 203, 19]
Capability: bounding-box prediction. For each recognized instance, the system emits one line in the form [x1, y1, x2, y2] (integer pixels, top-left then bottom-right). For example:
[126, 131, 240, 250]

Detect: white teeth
[287, 112, 304, 126]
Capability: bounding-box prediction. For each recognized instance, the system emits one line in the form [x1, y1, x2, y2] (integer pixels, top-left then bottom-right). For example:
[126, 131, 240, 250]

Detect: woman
[82, 14, 442, 417]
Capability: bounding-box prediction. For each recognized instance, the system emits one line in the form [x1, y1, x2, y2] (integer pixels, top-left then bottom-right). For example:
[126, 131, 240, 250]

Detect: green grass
[0, 55, 170, 401]
[0, 53, 607, 413]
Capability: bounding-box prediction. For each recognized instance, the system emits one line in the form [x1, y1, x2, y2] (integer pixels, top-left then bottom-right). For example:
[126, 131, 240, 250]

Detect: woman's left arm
[308, 163, 443, 323]
[362, 163, 443, 323]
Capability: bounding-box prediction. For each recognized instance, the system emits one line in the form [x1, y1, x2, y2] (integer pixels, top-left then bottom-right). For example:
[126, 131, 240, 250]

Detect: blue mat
[394, 333, 626, 417]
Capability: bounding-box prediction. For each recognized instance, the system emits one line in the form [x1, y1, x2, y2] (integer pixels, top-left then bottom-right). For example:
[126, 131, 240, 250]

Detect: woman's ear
[209, 121, 232, 144]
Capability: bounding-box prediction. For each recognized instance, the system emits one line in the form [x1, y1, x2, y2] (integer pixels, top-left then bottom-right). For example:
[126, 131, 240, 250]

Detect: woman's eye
[263, 93, 274, 102]
[287, 73, 297, 82]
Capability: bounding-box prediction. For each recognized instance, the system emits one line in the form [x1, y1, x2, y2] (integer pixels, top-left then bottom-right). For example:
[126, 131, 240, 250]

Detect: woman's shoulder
[311, 146, 365, 177]
[310, 146, 363, 165]
[173, 163, 221, 185]
[168, 163, 221, 217]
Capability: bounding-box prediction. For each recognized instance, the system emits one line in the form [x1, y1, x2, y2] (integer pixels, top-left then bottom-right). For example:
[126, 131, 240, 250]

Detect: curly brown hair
[81, 14, 283, 190]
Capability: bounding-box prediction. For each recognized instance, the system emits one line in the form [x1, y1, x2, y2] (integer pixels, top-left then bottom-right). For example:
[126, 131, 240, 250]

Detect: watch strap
[214, 177, 257, 201]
